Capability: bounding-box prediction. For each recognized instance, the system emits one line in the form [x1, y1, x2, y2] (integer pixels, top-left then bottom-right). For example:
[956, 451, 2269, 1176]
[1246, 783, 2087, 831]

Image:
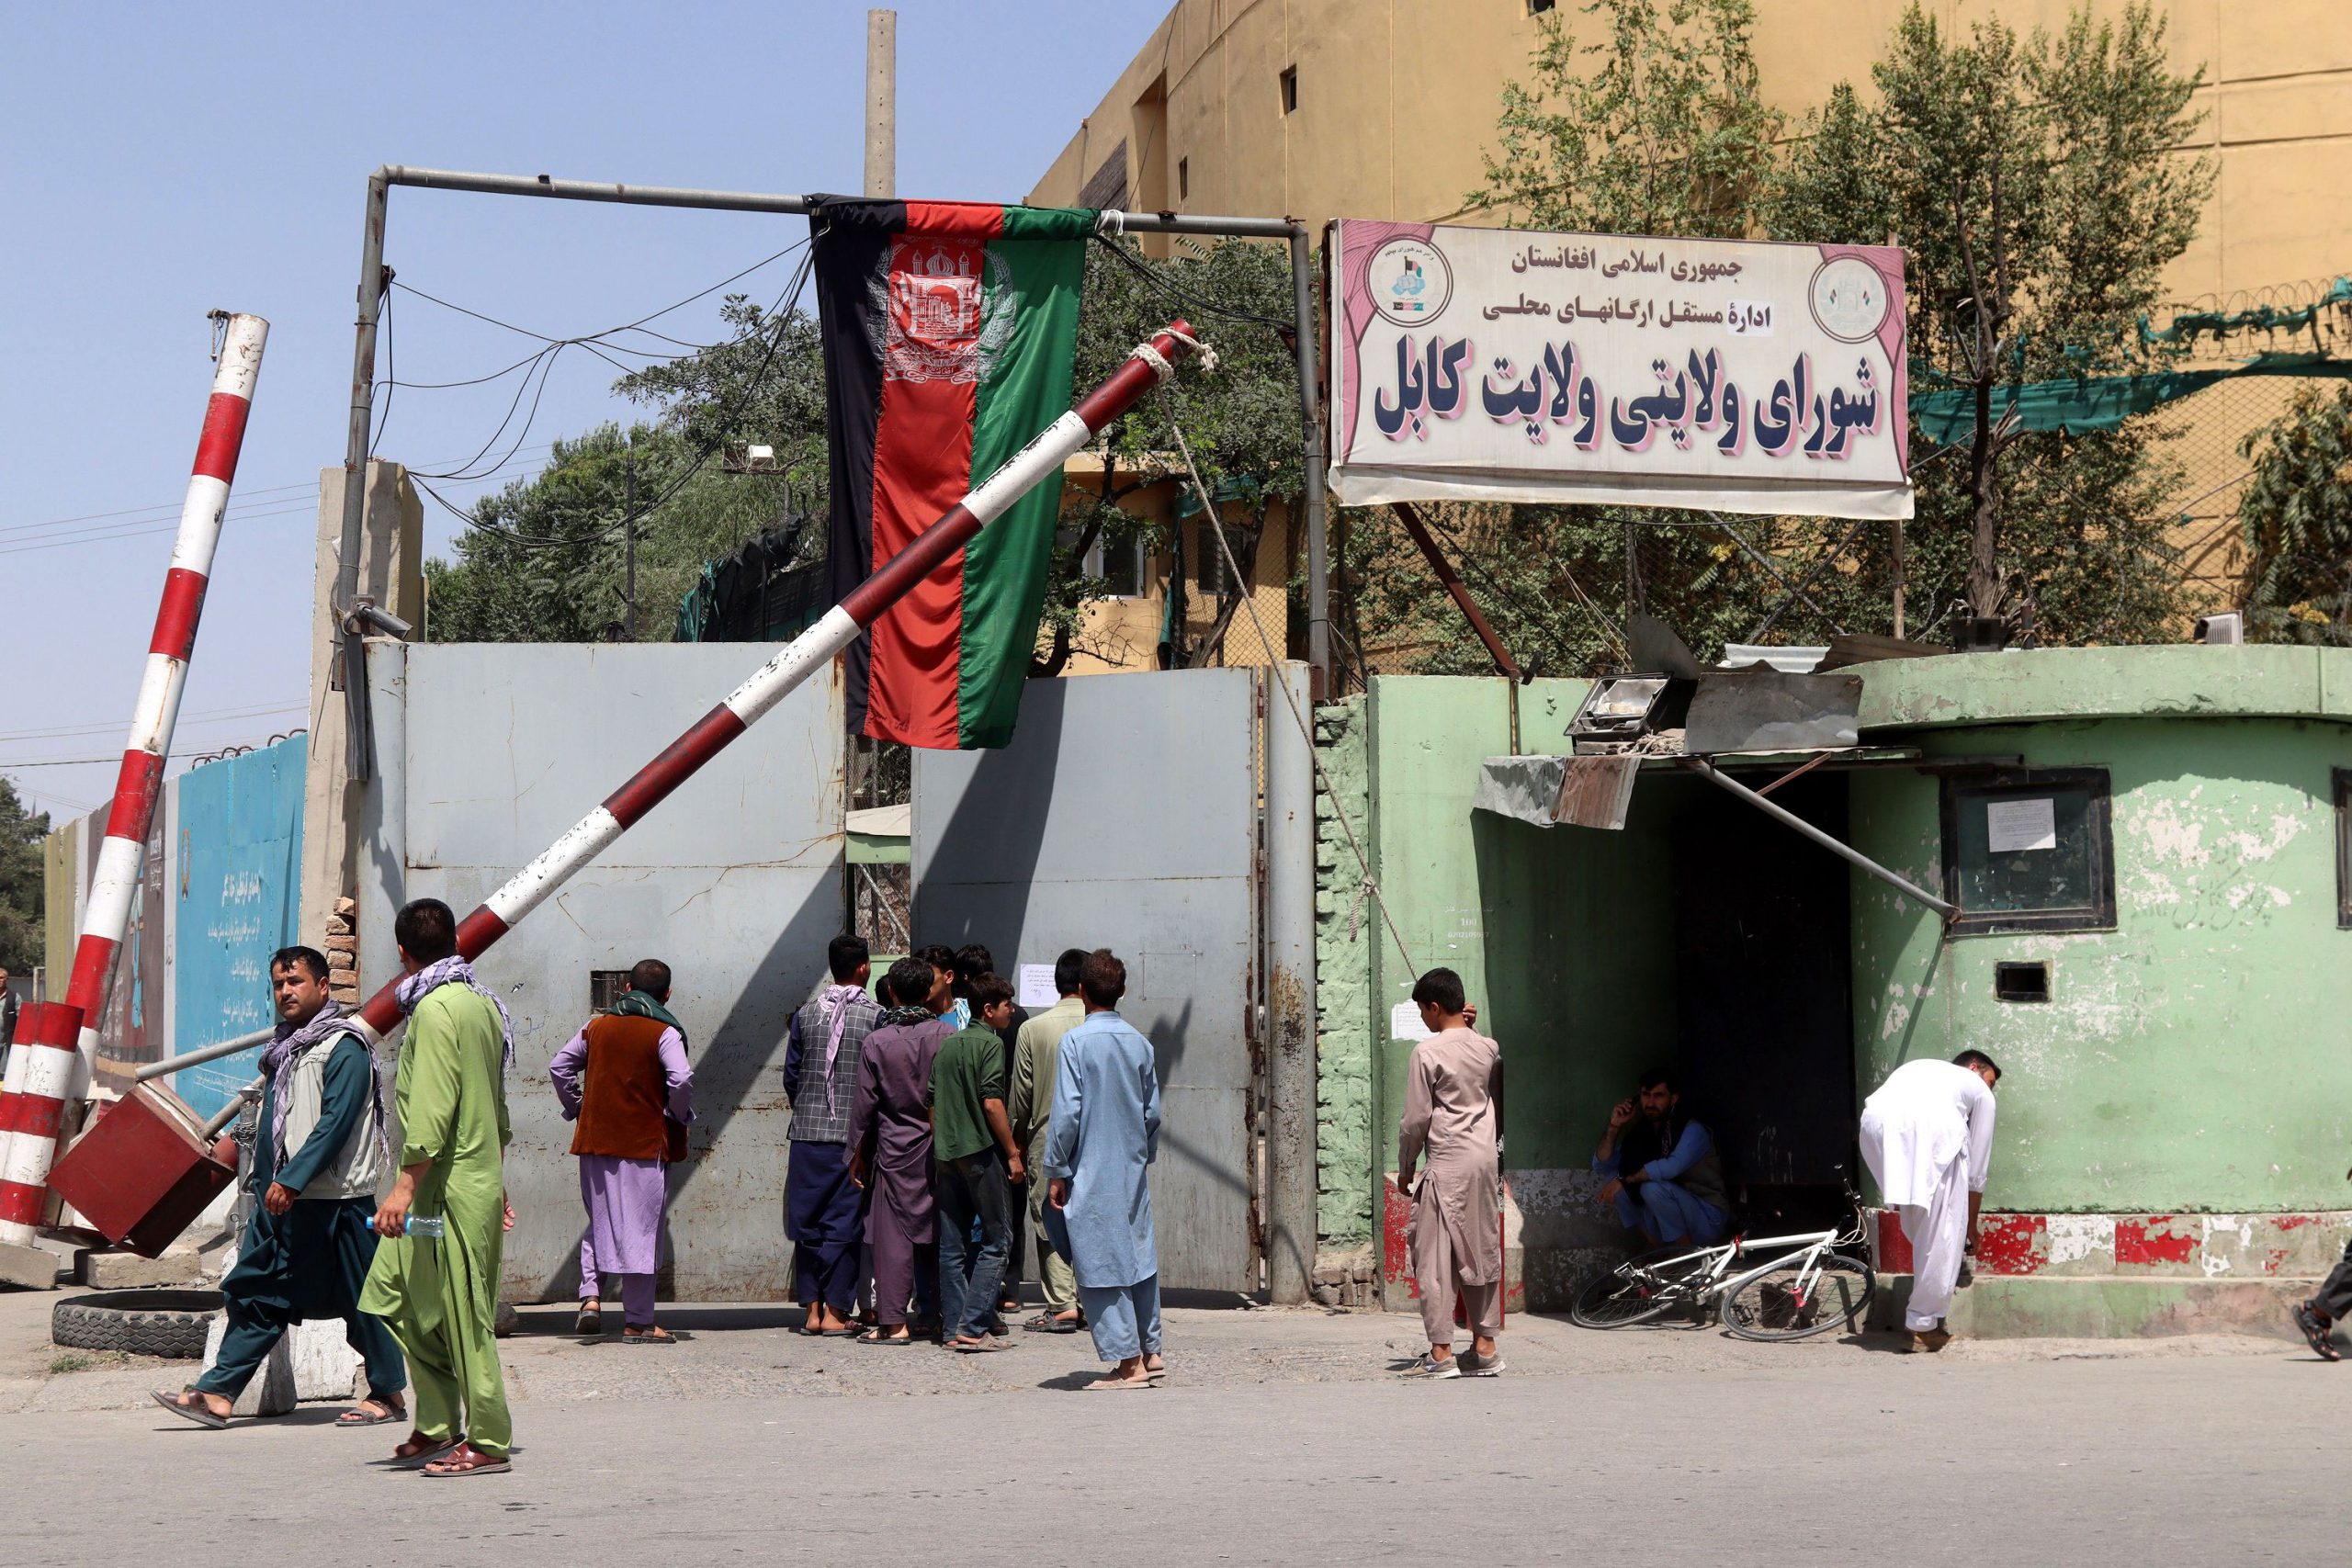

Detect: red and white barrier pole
[0, 314, 268, 1245]
[346, 320, 1199, 1044]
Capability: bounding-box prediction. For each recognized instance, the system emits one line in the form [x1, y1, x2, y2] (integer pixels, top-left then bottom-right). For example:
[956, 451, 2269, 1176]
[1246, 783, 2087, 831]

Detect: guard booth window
[1940, 768, 2115, 934]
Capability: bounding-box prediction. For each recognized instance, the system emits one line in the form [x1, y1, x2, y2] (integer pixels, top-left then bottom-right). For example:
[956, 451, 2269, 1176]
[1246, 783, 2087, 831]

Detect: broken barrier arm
[347, 321, 1204, 1044]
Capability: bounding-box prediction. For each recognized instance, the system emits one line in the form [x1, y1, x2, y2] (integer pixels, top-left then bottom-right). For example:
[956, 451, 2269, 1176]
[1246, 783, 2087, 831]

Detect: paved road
[0, 1297, 2334, 1565]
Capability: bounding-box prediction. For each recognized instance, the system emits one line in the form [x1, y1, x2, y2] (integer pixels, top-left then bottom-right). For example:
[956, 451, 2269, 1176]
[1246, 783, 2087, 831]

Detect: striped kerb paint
[346, 321, 1200, 1046]
[0, 315, 268, 1244]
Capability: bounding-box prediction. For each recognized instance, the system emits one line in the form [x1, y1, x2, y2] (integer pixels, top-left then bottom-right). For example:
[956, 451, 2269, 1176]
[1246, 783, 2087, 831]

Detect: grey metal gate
[911, 666, 1314, 1295]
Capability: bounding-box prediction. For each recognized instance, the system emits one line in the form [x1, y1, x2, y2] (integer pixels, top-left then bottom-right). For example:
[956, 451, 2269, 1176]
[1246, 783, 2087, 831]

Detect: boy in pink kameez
[1396, 967, 1504, 1381]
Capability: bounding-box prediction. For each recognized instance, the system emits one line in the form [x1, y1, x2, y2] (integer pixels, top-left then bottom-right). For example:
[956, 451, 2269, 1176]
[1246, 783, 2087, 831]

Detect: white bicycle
[1569, 1179, 1877, 1342]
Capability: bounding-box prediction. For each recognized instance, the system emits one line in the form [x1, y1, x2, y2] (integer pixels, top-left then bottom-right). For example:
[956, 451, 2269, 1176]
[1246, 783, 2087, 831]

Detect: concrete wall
[1311, 695, 1372, 1254]
[1850, 655, 2352, 1215]
[364, 641, 846, 1303]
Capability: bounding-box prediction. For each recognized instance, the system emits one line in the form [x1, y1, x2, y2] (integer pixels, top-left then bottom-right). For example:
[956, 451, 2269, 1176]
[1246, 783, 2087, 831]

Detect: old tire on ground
[51, 1290, 222, 1359]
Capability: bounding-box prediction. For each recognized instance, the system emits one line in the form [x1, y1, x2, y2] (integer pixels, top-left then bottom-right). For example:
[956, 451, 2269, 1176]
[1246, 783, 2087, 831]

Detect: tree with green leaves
[423, 296, 824, 645]
[1477, 0, 1782, 238]
[2235, 381, 2352, 644]
[0, 779, 50, 976]
[1052, 236, 1302, 674]
[1770, 3, 2211, 636]
[1374, 0, 2213, 678]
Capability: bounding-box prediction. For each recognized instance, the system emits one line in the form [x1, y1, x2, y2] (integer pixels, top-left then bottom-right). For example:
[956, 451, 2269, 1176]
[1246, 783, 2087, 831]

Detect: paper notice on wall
[1391, 1000, 1433, 1042]
[1986, 796, 2057, 852]
[1016, 964, 1061, 1010]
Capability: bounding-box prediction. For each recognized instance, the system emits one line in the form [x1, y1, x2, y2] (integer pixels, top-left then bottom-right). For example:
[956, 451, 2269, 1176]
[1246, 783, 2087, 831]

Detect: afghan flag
[816, 198, 1092, 749]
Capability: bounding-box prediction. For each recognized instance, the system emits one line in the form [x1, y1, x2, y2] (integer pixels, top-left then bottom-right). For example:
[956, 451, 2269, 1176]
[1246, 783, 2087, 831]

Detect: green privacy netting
[1910, 351, 2352, 446]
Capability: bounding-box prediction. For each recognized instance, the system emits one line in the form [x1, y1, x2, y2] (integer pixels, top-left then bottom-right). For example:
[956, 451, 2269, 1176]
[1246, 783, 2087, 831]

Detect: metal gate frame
[910, 665, 1315, 1301]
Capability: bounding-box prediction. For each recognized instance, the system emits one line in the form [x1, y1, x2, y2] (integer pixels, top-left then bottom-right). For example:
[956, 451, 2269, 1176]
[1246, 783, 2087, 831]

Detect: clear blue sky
[0, 1, 1165, 823]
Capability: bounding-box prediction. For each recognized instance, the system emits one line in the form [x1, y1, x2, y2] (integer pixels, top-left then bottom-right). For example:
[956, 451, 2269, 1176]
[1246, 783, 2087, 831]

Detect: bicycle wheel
[1719, 1251, 1876, 1342]
[1569, 1247, 1715, 1329]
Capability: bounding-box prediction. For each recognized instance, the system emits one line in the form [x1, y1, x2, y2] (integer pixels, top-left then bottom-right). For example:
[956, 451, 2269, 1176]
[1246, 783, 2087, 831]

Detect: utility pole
[623, 431, 638, 641]
[865, 10, 896, 199]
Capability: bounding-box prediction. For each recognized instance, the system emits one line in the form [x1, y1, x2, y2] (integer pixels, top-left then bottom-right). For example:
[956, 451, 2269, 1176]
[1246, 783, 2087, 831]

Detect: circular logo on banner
[1366, 236, 1452, 328]
[1809, 255, 1892, 344]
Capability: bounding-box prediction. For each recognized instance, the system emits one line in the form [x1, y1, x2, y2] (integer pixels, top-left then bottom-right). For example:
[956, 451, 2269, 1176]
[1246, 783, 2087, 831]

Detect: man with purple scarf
[153, 946, 405, 1430]
[783, 934, 879, 1335]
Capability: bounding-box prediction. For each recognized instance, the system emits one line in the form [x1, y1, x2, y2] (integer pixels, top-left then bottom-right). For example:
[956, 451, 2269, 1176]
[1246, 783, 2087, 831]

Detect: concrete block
[80, 1247, 208, 1288]
[200, 1310, 292, 1416]
[0, 1240, 64, 1290]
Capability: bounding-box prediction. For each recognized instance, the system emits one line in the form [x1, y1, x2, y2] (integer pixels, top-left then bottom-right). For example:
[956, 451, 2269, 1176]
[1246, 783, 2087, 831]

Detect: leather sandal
[392, 1430, 464, 1468]
[335, 1395, 407, 1427]
[422, 1440, 511, 1477]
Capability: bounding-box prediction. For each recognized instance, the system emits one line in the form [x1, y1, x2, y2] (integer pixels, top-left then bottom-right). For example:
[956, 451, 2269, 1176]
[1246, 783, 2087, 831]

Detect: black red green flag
[816, 197, 1093, 749]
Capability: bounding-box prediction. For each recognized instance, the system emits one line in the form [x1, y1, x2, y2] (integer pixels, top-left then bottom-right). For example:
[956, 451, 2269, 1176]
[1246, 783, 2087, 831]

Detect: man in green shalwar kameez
[361, 898, 515, 1478]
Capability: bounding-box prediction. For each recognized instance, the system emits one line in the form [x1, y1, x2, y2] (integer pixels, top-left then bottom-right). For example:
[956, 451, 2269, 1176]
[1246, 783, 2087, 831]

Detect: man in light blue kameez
[1043, 949, 1165, 1391]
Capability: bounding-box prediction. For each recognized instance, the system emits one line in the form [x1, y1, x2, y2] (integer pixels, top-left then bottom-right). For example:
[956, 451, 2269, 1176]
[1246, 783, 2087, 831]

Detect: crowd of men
[152, 908, 1176, 1471]
[783, 935, 1167, 1385]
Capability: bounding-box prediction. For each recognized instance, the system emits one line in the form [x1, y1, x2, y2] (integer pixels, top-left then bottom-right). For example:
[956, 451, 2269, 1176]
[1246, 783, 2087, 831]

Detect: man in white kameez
[1859, 1051, 1999, 1352]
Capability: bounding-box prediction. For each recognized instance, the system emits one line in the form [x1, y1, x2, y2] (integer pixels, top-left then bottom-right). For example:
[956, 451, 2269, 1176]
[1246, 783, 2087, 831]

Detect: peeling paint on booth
[1852, 695, 2352, 1217]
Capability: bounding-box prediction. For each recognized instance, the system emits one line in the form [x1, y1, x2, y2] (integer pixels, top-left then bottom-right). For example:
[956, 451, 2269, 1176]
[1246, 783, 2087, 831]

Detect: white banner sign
[1328, 221, 1913, 520]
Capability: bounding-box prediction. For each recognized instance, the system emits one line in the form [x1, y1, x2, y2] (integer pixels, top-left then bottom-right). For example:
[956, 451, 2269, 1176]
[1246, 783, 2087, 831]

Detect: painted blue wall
[171, 737, 306, 1122]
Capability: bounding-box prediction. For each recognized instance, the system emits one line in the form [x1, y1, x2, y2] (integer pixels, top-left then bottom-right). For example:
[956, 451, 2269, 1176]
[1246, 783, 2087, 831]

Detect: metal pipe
[345, 323, 1204, 1046]
[1289, 225, 1331, 693]
[0, 315, 269, 1246]
[132, 1027, 274, 1084]
[1389, 502, 1522, 680]
[1108, 209, 1302, 239]
[374, 165, 1302, 236]
[200, 1078, 264, 1143]
[1679, 757, 1957, 920]
[378, 164, 815, 214]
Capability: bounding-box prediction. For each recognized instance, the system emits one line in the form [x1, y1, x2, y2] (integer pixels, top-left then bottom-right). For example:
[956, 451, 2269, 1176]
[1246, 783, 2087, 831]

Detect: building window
[1529, 0, 1556, 12]
[1193, 520, 1229, 596]
[1058, 524, 1147, 600]
[1177, 156, 1189, 201]
[2336, 768, 2351, 929]
[1280, 66, 1298, 115]
[589, 969, 632, 1012]
[1939, 767, 2116, 934]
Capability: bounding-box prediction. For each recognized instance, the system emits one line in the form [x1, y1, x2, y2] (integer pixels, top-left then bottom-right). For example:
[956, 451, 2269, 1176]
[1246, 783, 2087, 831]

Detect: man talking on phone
[1590, 1068, 1730, 1249]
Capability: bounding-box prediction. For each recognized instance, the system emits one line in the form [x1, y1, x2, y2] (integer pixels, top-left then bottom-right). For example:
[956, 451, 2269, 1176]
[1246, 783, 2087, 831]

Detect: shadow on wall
[531, 865, 846, 1306]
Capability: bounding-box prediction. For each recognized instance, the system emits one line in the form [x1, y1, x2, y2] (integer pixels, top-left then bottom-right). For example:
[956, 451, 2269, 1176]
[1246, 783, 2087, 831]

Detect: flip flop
[421, 1441, 512, 1478]
[1023, 1314, 1080, 1334]
[574, 1305, 602, 1336]
[335, 1397, 407, 1427]
[953, 1337, 1013, 1353]
[854, 1327, 916, 1345]
[1084, 1373, 1153, 1391]
[391, 1431, 465, 1469]
[621, 1327, 677, 1346]
[152, 1389, 227, 1429]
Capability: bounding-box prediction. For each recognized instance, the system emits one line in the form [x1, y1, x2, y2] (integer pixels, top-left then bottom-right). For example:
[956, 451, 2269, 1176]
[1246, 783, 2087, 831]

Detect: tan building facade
[1032, 0, 2352, 632]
